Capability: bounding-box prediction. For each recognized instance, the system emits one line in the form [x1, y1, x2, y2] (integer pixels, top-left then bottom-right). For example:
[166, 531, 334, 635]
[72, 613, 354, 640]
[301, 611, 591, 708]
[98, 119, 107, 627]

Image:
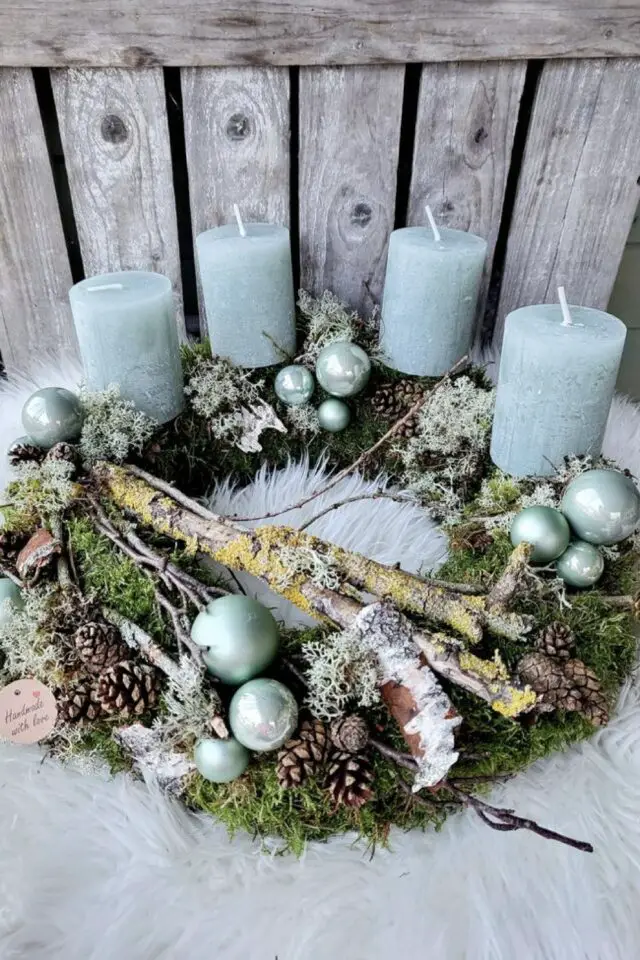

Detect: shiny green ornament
[194, 737, 250, 783]
[192, 594, 280, 685]
[560, 469, 640, 545]
[510, 505, 570, 563]
[317, 398, 350, 433]
[0, 578, 23, 628]
[229, 678, 298, 752]
[275, 365, 315, 406]
[556, 540, 604, 588]
[22, 387, 84, 449]
[315, 341, 371, 398]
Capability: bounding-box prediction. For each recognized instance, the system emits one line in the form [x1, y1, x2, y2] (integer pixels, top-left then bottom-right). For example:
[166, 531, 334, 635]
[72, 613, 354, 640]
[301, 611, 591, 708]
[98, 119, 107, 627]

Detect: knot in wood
[350, 202, 372, 228]
[473, 126, 488, 144]
[101, 114, 128, 144]
[226, 112, 252, 141]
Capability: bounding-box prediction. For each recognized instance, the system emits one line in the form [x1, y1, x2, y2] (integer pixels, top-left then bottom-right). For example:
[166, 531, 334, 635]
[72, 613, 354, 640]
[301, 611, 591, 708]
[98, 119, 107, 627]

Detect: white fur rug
[1, 360, 640, 960]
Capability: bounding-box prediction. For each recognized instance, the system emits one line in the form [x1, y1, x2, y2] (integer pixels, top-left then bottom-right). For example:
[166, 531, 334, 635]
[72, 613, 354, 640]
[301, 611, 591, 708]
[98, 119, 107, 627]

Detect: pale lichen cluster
[285, 402, 320, 436]
[303, 629, 381, 719]
[0, 585, 64, 685]
[5, 459, 78, 529]
[80, 384, 157, 464]
[296, 290, 382, 366]
[275, 544, 342, 592]
[154, 655, 221, 750]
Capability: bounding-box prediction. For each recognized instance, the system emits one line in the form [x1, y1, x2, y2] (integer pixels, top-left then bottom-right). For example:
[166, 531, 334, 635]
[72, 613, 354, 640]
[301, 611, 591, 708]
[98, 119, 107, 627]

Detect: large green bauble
[315, 342, 371, 398]
[561, 469, 640, 545]
[229, 678, 298, 752]
[22, 387, 84, 449]
[192, 594, 280, 685]
[0, 578, 24, 628]
[510, 505, 570, 563]
[194, 737, 250, 783]
[274, 365, 315, 406]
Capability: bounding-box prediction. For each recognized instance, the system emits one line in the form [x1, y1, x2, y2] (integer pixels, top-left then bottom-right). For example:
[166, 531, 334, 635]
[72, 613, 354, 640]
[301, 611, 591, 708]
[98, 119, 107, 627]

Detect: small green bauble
[192, 594, 280, 685]
[194, 737, 250, 783]
[317, 398, 350, 433]
[274, 365, 315, 406]
[22, 387, 84, 449]
[556, 540, 604, 588]
[510, 505, 571, 563]
[315, 341, 371, 398]
[0, 578, 24, 628]
[561, 469, 640, 545]
[229, 678, 298, 752]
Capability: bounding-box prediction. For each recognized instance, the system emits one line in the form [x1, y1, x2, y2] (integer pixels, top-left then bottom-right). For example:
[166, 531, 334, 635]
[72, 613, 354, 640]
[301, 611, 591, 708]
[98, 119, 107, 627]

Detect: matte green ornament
[274, 365, 315, 406]
[561, 469, 640, 545]
[317, 398, 350, 433]
[192, 594, 280, 685]
[229, 678, 298, 752]
[22, 387, 84, 449]
[194, 737, 250, 783]
[315, 342, 371, 398]
[510, 505, 570, 563]
[0, 578, 23, 628]
[556, 540, 604, 588]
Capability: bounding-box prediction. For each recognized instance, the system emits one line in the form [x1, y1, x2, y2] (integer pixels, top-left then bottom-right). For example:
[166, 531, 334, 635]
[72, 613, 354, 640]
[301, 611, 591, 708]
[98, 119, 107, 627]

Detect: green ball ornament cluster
[21, 387, 84, 449]
[194, 737, 250, 783]
[0, 578, 23, 628]
[315, 341, 371, 398]
[191, 595, 280, 685]
[317, 398, 350, 433]
[560, 469, 640, 546]
[274, 365, 315, 406]
[510, 506, 570, 563]
[229, 678, 298, 752]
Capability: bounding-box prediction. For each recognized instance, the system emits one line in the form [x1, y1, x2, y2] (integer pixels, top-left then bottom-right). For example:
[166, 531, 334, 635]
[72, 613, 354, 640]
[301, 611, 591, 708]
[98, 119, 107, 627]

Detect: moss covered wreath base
[0, 292, 638, 856]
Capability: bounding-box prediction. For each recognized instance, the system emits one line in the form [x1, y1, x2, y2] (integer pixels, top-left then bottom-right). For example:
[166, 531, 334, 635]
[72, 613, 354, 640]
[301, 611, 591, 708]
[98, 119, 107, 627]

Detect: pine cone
[563, 658, 609, 726]
[326, 750, 374, 808]
[7, 438, 44, 466]
[0, 530, 27, 564]
[74, 621, 129, 674]
[536, 622, 575, 660]
[57, 681, 103, 724]
[97, 661, 161, 717]
[276, 717, 328, 789]
[370, 379, 426, 439]
[46, 442, 79, 471]
[329, 715, 369, 754]
[518, 652, 609, 725]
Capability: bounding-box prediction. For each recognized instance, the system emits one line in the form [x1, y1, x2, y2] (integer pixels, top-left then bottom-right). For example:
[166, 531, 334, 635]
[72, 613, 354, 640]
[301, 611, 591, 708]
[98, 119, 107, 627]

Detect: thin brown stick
[231, 355, 469, 522]
[370, 737, 418, 771]
[125, 464, 229, 524]
[298, 492, 417, 533]
[425, 578, 487, 596]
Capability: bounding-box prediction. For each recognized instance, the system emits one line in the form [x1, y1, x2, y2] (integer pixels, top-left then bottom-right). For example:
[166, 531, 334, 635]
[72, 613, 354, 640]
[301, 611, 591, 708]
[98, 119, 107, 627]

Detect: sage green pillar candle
[69, 271, 184, 424]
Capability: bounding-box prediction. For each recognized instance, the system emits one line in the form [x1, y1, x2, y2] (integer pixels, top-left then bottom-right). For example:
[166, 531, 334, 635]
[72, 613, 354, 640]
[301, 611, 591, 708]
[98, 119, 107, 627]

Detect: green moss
[65, 722, 131, 775]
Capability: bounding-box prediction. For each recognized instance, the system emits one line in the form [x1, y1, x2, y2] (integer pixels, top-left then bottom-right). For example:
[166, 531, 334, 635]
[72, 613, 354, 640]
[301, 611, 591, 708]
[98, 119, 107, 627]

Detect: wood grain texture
[181, 66, 290, 332]
[299, 65, 403, 312]
[495, 58, 640, 343]
[0, 2, 639, 66]
[408, 61, 526, 324]
[0, 68, 76, 373]
[51, 68, 184, 335]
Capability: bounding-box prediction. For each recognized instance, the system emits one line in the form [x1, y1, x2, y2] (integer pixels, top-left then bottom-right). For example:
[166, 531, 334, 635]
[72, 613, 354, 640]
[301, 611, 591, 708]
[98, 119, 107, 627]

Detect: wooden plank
[0, 68, 76, 373]
[299, 65, 403, 313]
[0, 1, 639, 67]
[408, 61, 526, 326]
[51, 67, 184, 335]
[495, 58, 640, 342]
[181, 66, 290, 332]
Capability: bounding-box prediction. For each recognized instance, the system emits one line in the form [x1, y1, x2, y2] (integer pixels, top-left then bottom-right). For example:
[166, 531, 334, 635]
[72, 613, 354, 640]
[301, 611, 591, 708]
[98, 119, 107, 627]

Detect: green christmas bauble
[274, 365, 315, 406]
[556, 540, 604, 588]
[317, 398, 350, 433]
[0, 578, 23, 628]
[192, 594, 280, 685]
[229, 678, 298, 752]
[315, 342, 371, 398]
[510, 506, 570, 563]
[194, 737, 250, 783]
[560, 469, 640, 545]
[22, 387, 84, 449]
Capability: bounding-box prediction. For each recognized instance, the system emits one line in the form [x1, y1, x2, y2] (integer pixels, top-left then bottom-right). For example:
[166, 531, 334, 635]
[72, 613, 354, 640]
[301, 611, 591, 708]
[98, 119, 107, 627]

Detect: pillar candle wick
[425, 205, 442, 244]
[233, 204, 247, 238]
[558, 286, 573, 326]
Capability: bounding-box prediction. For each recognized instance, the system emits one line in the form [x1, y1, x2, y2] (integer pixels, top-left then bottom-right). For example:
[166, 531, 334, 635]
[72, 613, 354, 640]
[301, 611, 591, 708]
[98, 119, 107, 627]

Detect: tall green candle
[69, 272, 184, 424]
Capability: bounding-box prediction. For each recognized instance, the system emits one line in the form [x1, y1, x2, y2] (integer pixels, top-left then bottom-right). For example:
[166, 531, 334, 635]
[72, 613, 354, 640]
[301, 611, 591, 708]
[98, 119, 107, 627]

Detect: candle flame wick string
[425, 205, 441, 244]
[233, 204, 247, 238]
[558, 286, 573, 326]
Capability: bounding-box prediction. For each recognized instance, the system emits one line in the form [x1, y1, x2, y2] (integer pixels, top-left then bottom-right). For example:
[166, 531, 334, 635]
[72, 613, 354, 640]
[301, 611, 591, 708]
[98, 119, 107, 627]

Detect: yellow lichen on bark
[459, 649, 537, 717]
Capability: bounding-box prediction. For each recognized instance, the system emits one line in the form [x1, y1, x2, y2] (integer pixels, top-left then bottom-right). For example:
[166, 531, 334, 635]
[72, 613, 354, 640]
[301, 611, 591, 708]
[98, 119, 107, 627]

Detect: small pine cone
[519, 652, 609, 726]
[276, 718, 328, 789]
[97, 661, 161, 717]
[329, 715, 369, 754]
[518, 652, 568, 699]
[46, 442, 79, 470]
[57, 682, 103, 724]
[536, 622, 575, 660]
[326, 750, 374, 809]
[7, 438, 45, 466]
[563, 658, 609, 726]
[371, 379, 425, 420]
[74, 621, 129, 674]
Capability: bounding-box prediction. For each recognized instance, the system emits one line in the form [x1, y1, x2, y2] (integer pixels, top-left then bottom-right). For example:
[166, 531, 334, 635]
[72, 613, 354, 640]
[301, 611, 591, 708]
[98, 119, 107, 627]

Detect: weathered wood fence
[0, 1, 639, 375]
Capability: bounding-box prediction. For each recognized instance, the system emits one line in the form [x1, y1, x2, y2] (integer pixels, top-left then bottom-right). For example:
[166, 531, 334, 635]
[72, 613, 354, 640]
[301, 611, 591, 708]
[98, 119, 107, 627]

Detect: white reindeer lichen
[276, 545, 342, 592]
[286, 402, 321, 436]
[296, 290, 382, 365]
[304, 631, 381, 720]
[0, 586, 63, 684]
[155, 655, 222, 749]
[80, 384, 157, 464]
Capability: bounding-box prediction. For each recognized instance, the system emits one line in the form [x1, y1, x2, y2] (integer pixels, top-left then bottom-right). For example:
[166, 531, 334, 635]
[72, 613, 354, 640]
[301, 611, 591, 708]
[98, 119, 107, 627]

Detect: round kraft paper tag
[0, 679, 58, 744]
